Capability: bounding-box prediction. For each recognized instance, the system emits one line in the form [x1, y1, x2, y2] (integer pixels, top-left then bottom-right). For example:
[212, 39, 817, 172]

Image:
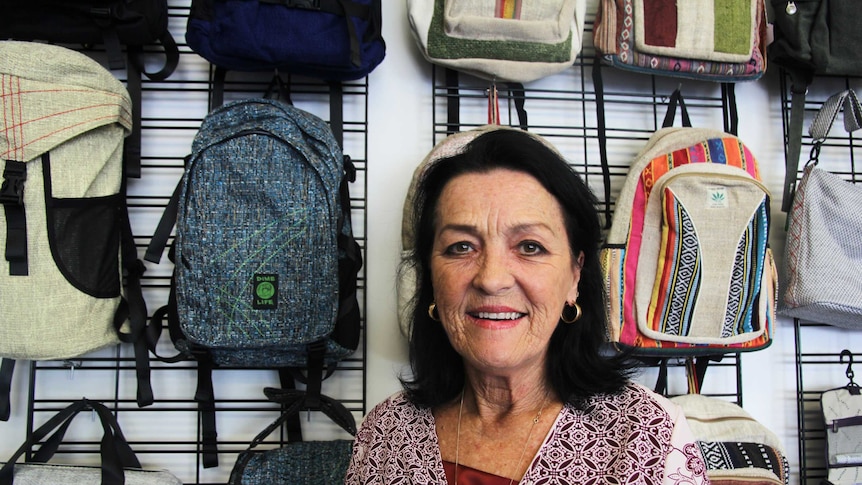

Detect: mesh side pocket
[48, 194, 122, 298]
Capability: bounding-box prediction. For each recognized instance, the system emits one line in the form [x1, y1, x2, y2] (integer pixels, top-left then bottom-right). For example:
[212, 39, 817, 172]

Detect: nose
[471, 246, 514, 295]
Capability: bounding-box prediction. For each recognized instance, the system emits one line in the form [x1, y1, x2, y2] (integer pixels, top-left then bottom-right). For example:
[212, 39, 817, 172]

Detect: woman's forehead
[435, 170, 566, 230]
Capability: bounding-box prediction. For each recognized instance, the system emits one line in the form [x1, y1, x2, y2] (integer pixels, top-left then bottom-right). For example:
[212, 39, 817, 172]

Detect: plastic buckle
[0, 163, 26, 205]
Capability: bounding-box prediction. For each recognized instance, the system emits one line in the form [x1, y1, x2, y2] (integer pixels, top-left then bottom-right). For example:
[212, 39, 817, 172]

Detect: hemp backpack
[600, 92, 777, 357]
[407, 0, 587, 83]
[145, 97, 362, 467]
[0, 41, 151, 420]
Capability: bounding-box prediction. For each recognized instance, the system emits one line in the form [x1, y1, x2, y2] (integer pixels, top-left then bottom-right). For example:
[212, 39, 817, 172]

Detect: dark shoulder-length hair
[399, 127, 635, 410]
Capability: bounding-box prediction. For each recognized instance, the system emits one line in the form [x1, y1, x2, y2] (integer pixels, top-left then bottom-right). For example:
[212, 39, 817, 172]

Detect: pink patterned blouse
[345, 382, 710, 485]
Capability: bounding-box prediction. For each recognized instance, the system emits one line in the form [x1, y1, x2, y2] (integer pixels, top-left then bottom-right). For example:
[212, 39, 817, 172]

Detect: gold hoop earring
[561, 302, 582, 323]
[428, 302, 440, 321]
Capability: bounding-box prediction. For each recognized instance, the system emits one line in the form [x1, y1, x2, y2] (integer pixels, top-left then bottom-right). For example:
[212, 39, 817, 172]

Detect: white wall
[3, 0, 862, 483]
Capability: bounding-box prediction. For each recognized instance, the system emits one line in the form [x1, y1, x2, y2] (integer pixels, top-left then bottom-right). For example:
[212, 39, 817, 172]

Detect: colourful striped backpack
[601, 93, 776, 356]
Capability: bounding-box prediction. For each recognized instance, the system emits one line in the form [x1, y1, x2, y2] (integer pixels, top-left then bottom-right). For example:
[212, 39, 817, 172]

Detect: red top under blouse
[443, 460, 513, 485]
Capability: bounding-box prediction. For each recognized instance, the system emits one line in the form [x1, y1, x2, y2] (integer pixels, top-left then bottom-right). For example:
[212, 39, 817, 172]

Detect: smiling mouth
[472, 311, 525, 321]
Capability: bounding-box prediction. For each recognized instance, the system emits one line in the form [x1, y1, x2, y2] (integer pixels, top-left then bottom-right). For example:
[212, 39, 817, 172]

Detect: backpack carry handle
[227, 387, 355, 485]
[261, 387, 357, 436]
[0, 399, 140, 485]
[662, 88, 692, 128]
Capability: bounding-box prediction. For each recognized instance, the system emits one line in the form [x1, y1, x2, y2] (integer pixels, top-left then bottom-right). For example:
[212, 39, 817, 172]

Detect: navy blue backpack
[186, 0, 385, 81]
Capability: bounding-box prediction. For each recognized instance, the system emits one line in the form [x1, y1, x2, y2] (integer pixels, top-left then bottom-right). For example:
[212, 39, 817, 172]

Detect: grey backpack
[145, 97, 362, 467]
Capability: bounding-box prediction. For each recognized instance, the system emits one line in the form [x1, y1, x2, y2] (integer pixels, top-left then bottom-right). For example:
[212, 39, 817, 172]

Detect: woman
[345, 127, 710, 484]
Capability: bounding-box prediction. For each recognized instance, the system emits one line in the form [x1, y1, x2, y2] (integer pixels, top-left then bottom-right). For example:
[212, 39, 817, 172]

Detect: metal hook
[63, 360, 82, 380]
[840, 350, 858, 390]
[805, 141, 823, 168]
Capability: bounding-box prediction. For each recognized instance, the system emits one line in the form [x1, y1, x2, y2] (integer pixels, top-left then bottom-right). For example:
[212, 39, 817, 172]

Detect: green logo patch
[253, 274, 278, 310]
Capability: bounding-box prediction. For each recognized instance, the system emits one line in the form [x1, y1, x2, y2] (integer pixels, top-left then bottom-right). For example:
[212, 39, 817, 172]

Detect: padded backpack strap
[123, 56, 144, 179]
[329, 83, 362, 356]
[113, 188, 153, 407]
[145, 174, 183, 264]
[332, 155, 362, 354]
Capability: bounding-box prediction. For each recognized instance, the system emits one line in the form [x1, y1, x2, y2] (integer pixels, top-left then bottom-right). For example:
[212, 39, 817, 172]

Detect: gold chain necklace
[454, 389, 549, 485]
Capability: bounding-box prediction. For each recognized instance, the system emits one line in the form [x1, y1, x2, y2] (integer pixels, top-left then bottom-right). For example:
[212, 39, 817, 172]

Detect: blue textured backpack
[145, 97, 362, 467]
[185, 0, 385, 81]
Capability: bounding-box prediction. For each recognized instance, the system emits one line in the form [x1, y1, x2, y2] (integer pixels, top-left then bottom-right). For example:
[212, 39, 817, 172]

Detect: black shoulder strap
[592, 59, 616, 229]
[114, 178, 153, 407]
[721, 82, 739, 136]
[0, 359, 14, 421]
[328, 82, 362, 358]
[123, 50, 144, 179]
[145, 174, 183, 264]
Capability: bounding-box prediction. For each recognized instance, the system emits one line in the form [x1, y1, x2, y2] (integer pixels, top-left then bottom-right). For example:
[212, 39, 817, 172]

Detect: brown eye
[520, 241, 546, 255]
[445, 242, 473, 255]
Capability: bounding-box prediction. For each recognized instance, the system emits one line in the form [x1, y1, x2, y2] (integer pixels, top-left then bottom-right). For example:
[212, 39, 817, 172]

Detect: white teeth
[475, 312, 521, 320]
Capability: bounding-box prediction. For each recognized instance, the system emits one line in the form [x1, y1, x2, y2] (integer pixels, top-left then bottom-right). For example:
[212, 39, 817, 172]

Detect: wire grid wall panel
[429, 39, 748, 404]
[19, 0, 368, 482]
[781, 71, 862, 485]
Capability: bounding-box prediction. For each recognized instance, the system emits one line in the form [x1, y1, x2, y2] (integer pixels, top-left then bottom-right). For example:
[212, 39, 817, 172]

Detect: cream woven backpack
[0, 41, 150, 418]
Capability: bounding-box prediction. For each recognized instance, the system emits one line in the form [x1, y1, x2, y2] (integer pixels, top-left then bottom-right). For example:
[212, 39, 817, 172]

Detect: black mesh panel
[49, 196, 121, 298]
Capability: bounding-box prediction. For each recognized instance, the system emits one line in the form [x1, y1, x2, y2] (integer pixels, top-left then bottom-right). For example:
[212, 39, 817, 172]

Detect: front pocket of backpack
[443, 0, 576, 44]
[47, 195, 121, 298]
[210, 0, 356, 67]
[636, 173, 770, 345]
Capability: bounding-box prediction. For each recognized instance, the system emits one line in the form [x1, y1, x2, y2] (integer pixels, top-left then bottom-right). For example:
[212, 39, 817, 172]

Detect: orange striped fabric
[496, 0, 521, 19]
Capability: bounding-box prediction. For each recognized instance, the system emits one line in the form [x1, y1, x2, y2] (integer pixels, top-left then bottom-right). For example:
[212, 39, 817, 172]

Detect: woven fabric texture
[10, 464, 183, 485]
[0, 41, 132, 360]
[781, 90, 862, 328]
[601, 127, 776, 355]
[175, 99, 350, 366]
[593, 0, 766, 82]
[232, 441, 353, 485]
[408, 0, 586, 83]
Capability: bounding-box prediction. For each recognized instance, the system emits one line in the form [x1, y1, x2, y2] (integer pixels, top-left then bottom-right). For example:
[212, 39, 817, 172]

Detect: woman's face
[430, 168, 583, 376]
